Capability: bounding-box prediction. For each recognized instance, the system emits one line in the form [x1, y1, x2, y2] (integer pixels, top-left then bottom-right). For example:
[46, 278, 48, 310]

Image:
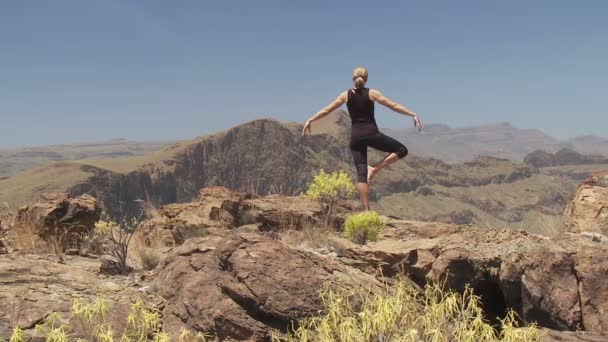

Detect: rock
[152, 232, 384, 341]
[578, 231, 608, 244]
[14, 193, 101, 243]
[0, 254, 158, 339]
[564, 174, 608, 235]
[337, 219, 608, 334]
[139, 186, 350, 246]
[542, 330, 608, 341]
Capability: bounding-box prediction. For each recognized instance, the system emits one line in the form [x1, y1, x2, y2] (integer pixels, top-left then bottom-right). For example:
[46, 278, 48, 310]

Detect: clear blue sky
[1, 0, 607, 147]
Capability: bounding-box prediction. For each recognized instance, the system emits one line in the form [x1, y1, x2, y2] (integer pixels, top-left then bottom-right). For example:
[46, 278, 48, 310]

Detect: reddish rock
[15, 193, 101, 242]
[139, 186, 351, 247]
[337, 218, 608, 334]
[152, 232, 383, 341]
[564, 174, 608, 235]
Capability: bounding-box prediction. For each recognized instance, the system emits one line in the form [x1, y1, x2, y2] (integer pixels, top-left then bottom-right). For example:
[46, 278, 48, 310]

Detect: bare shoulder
[337, 91, 348, 102]
[368, 88, 383, 101]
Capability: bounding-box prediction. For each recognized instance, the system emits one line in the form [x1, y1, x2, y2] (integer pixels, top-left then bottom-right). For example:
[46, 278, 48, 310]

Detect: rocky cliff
[0, 114, 585, 231]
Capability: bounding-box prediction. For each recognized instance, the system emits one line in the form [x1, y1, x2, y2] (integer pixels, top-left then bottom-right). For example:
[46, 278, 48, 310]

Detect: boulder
[15, 193, 101, 242]
[335, 218, 608, 334]
[564, 174, 608, 235]
[152, 232, 383, 341]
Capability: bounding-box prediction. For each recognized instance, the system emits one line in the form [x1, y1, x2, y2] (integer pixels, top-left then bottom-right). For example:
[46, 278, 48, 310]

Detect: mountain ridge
[0, 113, 582, 233]
[385, 121, 608, 163]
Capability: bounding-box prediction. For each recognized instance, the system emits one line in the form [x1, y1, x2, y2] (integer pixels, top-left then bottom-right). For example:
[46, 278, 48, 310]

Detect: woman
[302, 66, 423, 211]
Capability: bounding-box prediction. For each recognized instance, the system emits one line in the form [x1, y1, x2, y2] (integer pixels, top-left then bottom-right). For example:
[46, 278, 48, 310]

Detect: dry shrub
[537, 209, 567, 238]
[275, 281, 542, 342]
[280, 221, 334, 250]
[538, 216, 565, 238]
[11, 212, 42, 254]
[9, 211, 90, 255]
[131, 227, 167, 271]
[95, 219, 140, 275]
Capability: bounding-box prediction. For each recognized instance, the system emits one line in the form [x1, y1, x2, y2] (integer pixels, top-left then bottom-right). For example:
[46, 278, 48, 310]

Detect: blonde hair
[352, 66, 368, 89]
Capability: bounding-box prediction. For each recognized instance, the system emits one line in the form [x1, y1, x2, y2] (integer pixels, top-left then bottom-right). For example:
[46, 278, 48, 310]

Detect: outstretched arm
[302, 92, 347, 135]
[369, 89, 423, 130]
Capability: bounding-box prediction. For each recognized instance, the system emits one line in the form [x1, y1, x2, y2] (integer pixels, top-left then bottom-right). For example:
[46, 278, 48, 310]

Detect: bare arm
[369, 89, 423, 130]
[369, 89, 416, 117]
[302, 92, 347, 134]
[308, 92, 347, 122]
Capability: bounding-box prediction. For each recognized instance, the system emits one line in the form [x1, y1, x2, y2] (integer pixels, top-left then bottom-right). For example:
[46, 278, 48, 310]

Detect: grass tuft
[274, 281, 542, 342]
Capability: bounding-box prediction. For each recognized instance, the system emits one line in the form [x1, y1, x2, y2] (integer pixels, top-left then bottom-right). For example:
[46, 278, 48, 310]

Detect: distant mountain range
[2, 112, 602, 233]
[1, 113, 607, 179]
[0, 139, 174, 178]
[384, 122, 608, 163]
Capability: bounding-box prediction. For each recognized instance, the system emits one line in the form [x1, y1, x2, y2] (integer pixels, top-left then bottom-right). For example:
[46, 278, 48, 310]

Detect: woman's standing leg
[350, 141, 371, 210]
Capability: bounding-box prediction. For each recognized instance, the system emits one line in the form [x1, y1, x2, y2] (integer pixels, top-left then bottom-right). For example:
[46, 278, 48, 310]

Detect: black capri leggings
[350, 131, 408, 183]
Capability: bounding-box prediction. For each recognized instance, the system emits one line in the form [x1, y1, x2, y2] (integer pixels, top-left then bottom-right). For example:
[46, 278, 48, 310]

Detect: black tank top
[347, 87, 379, 137]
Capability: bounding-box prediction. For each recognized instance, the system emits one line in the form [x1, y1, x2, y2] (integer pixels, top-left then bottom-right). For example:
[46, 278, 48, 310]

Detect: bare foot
[367, 166, 378, 184]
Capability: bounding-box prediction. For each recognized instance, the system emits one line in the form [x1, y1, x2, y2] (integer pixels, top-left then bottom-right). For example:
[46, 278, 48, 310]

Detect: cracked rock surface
[335, 218, 608, 334]
[0, 254, 161, 338]
[152, 232, 382, 341]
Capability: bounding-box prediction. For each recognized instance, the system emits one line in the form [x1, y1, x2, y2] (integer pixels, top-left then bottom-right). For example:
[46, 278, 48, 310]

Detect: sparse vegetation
[344, 211, 384, 244]
[275, 281, 542, 342]
[9, 326, 25, 342]
[305, 169, 355, 225]
[280, 221, 334, 250]
[5, 297, 213, 342]
[11, 212, 41, 254]
[131, 228, 167, 271]
[95, 218, 140, 275]
[305, 170, 355, 202]
[536, 208, 566, 238]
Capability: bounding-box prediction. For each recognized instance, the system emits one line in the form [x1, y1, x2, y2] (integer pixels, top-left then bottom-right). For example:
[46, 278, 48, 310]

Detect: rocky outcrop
[153, 232, 383, 341]
[564, 173, 608, 235]
[335, 219, 608, 334]
[138, 186, 353, 247]
[140, 188, 608, 339]
[14, 193, 101, 243]
[0, 254, 160, 339]
[2, 187, 608, 340]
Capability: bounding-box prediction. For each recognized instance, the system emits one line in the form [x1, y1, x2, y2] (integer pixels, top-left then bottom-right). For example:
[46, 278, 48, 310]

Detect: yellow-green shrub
[304, 169, 355, 202]
[275, 281, 542, 342]
[344, 211, 384, 244]
[305, 170, 355, 226]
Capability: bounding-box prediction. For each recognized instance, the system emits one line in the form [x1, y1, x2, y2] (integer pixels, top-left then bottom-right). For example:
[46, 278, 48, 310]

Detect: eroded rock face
[139, 186, 353, 247]
[152, 232, 382, 341]
[564, 174, 608, 235]
[142, 190, 608, 338]
[0, 254, 159, 339]
[14, 193, 101, 242]
[335, 219, 608, 334]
